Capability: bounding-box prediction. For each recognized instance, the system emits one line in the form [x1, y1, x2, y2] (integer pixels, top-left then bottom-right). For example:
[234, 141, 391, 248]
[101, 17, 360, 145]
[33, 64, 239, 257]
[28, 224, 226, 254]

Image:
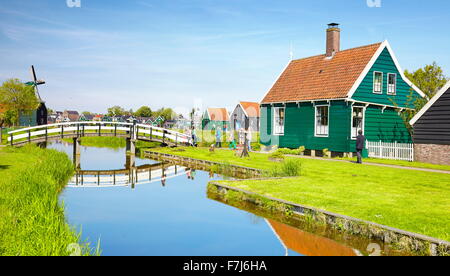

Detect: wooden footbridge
[7, 121, 190, 153]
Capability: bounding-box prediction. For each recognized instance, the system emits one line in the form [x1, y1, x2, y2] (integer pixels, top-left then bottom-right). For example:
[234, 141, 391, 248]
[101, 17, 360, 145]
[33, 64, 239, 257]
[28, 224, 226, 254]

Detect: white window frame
[351, 106, 366, 140]
[373, 71, 383, 94]
[387, 73, 397, 95]
[314, 105, 329, 137]
[272, 107, 285, 136]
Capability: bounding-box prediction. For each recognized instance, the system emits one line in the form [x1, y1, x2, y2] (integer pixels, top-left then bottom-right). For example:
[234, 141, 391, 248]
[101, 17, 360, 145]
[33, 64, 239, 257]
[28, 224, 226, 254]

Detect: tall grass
[0, 145, 96, 256]
[266, 159, 302, 177]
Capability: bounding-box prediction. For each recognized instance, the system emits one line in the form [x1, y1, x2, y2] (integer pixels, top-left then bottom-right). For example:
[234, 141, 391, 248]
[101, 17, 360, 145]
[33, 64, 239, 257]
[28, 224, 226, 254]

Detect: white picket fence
[367, 141, 414, 162]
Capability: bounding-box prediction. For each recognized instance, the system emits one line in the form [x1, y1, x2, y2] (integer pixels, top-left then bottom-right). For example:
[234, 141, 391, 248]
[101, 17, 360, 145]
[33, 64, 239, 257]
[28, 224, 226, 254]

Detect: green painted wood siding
[260, 105, 272, 145]
[352, 48, 420, 108]
[19, 110, 37, 127]
[260, 101, 352, 152]
[364, 106, 412, 143]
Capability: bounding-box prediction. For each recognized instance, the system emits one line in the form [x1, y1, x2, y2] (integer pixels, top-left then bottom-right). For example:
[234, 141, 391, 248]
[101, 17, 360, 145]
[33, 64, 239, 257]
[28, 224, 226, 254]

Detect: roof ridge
[262, 41, 385, 104]
[292, 42, 383, 62]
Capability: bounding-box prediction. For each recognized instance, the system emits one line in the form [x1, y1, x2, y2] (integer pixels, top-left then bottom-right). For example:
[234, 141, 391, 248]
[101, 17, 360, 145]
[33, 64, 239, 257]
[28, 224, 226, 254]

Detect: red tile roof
[207, 108, 229, 121]
[240, 102, 260, 117]
[261, 43, 382, 104]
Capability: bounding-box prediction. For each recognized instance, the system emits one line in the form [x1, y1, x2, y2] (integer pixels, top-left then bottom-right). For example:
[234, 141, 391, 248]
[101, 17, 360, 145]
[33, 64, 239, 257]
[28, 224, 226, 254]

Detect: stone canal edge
[144, 150, 450, 256]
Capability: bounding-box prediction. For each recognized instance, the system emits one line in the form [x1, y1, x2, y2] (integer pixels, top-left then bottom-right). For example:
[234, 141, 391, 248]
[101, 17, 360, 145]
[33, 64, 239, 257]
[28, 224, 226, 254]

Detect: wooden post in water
[126, 138, 136, 156]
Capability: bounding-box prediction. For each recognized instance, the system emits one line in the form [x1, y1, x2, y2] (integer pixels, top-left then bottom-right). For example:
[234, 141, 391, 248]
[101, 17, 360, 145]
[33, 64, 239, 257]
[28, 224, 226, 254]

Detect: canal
[49, 141, 409, 256]
[50, 141, 303, 256]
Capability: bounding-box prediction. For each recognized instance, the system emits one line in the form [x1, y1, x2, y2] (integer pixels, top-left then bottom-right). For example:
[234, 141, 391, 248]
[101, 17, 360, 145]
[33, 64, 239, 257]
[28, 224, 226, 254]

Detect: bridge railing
[136, 124, 190, 144]
[69, 165, 188, 188]
[7, 121, 191, 146]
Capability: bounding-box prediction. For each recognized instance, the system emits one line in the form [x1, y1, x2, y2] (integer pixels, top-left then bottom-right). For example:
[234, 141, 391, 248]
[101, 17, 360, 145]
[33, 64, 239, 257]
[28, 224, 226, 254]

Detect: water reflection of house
[266, 219, 358, 256]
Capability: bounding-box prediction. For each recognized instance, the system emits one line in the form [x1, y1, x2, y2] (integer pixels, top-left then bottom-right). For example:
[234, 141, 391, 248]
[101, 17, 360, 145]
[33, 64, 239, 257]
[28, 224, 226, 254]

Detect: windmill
[25, 65, 46, 102]
[23, 65, 48, 125]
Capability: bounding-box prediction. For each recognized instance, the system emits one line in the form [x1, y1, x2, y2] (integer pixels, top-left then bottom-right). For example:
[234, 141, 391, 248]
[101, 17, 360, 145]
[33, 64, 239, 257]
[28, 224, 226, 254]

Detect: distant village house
[63, 110, 80, 122]
[230, 101, 260, 132]
[202, 108, 230, 131]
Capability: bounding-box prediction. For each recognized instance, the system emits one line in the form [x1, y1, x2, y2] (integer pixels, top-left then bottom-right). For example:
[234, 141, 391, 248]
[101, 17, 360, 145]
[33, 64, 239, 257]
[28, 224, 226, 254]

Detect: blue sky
[0, 0, 449, 115]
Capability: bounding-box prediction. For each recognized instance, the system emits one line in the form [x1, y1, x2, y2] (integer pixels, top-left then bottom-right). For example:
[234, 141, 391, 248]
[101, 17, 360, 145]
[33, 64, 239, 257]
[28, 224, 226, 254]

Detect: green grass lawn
[150, 147, 450, 241]
[335, 157, 450, 172]
[0, 145, 96, 256]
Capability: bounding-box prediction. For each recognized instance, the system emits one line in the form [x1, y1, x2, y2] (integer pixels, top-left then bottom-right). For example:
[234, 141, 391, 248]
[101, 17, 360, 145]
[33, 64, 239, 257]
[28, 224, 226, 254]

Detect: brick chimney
[326, 23, 340, 57]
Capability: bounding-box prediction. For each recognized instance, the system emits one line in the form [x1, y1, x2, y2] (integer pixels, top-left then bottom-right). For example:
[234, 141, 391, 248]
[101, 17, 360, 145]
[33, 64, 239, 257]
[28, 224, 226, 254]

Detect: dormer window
[373, 72, 383, 94]
[387, 73, 397, 95]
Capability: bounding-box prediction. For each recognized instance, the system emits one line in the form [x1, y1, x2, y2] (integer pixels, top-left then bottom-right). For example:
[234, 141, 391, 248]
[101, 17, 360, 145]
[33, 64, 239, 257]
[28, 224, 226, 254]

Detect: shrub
[268, 151, 285, 161]
[277, 148, 293, 155]
[297, 146, 305, 154]
[251, 143, 261, 151]
[323, 148, 330, 158]
[266, 158, 302, 177]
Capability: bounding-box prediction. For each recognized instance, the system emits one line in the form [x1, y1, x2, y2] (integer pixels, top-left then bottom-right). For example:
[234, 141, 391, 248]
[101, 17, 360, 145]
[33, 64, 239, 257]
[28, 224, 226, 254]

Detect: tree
[0, 78, 39, 127]
[107, 106, 126, 117]
[134, 106, 152, 117]
[405, 62, 448, 99]
[82, 111, 94, 116]
[397, 62, 448, 134]
[154, 108, 176, 121]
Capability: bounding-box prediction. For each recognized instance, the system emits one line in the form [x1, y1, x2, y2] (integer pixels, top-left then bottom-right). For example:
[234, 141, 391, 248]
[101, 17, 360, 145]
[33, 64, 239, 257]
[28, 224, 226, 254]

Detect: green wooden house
[202, 108, 231, 131]
[260, 24, 425, 156]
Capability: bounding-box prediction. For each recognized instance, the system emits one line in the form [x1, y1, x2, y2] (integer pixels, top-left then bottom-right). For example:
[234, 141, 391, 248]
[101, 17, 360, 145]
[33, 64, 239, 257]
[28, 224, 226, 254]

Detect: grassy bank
[0, 145, 95, 256]
[335, 157, 450, 172]
[150, 147, 450, 241]
[63, 136, 160, 150]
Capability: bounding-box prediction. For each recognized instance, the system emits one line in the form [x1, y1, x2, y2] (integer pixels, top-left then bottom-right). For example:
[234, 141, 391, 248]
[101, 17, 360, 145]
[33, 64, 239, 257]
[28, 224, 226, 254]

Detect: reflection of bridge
[69, 160, 190, 188]
[7, 121, 190, 154]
